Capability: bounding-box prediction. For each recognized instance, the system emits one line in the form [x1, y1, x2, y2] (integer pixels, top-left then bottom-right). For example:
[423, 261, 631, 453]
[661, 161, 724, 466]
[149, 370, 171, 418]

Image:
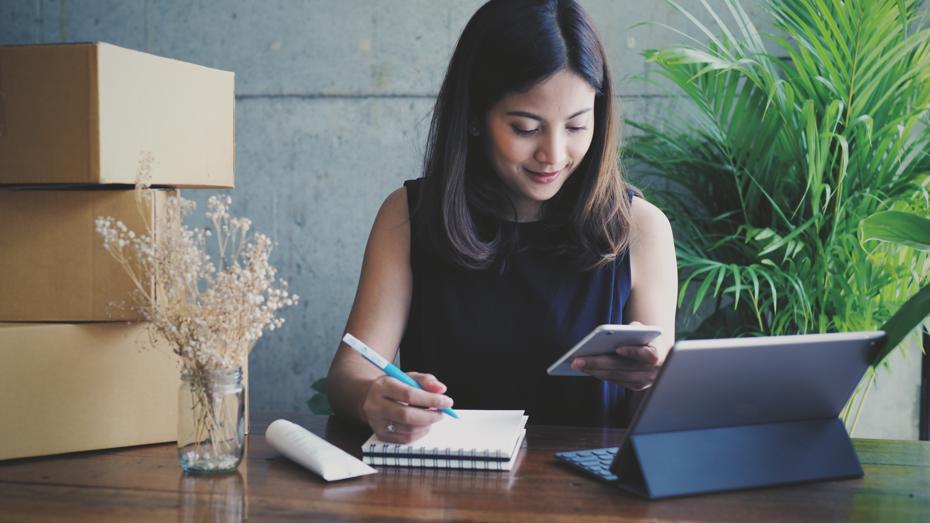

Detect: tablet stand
[612, 417, 862, 499]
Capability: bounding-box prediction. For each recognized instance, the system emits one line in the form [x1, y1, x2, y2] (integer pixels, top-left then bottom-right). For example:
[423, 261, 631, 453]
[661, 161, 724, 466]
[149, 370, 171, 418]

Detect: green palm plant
[623, 0, 930, 428]
[850, 210, 930, 426]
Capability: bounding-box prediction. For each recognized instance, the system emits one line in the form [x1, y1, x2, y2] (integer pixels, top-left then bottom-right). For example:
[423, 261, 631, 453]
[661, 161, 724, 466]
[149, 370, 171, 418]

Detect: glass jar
[178, 367, 245, 474]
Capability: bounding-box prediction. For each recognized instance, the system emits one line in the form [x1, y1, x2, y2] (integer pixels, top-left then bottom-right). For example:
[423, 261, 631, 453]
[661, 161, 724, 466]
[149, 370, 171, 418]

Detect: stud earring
[468, 117, 481, 136]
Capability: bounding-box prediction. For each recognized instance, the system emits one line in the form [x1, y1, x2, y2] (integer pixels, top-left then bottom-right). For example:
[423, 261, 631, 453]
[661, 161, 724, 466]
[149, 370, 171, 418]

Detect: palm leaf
[861, 211, 930, 251]
[624, 0, 930, 353]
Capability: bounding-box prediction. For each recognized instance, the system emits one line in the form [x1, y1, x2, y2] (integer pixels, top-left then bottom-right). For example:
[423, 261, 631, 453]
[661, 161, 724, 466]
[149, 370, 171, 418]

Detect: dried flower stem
[96, 159, 297, 467]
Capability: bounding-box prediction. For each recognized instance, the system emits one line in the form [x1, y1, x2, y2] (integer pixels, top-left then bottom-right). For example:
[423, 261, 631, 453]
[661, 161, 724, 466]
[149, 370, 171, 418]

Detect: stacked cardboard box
[0, 42, 240, 460]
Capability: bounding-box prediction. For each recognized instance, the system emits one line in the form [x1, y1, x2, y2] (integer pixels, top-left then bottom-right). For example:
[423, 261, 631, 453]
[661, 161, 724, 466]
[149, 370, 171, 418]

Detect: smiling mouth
[524, 167, 562, 183]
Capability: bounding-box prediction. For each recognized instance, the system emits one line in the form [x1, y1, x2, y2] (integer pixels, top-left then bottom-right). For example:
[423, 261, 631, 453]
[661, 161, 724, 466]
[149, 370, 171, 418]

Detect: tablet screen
[630, 331, 885, 434]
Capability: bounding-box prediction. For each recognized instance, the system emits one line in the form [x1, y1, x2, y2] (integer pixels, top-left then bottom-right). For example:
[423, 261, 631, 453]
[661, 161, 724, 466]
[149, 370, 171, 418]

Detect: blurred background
[1, 1, 923, 439]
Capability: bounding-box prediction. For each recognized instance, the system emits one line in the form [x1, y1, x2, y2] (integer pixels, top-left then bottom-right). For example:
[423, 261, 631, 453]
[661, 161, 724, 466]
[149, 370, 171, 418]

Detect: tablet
[547, 324, 662, 376]
[554, 330, 887, 499]
[629, 331, 885, 434]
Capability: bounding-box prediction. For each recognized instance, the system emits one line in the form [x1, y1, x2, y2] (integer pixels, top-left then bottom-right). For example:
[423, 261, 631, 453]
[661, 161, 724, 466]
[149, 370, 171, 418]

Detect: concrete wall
[1, 1, 920, 438]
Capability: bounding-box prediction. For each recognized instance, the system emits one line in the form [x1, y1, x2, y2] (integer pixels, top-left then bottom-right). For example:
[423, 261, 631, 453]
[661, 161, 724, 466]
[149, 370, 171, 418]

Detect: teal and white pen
[342, 333, 459, 419]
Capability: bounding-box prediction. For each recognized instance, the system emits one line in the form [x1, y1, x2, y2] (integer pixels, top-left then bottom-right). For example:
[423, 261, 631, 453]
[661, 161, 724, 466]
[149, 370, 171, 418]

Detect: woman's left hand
[570, 337, 663, 391]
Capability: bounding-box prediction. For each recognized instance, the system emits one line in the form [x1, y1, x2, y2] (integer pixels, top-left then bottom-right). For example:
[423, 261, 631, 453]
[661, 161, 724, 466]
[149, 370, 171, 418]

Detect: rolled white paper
[266, 419, 377, 481]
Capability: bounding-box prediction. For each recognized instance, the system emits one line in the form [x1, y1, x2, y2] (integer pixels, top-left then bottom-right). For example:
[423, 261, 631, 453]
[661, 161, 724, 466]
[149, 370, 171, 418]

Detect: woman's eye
[567, 126, 587, 133]
[511, 125, 539, 136]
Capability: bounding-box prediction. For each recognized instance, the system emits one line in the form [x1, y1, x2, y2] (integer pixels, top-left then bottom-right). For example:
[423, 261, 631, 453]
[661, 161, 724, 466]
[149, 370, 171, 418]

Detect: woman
[327, 0, 677, 443]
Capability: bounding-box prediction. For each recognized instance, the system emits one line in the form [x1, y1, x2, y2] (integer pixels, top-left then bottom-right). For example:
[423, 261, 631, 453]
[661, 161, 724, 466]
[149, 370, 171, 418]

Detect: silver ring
[386, 422, 396, 433]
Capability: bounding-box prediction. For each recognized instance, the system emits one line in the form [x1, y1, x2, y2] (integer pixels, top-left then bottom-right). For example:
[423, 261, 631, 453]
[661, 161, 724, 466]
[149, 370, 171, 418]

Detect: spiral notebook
[362, 410, 528, 470]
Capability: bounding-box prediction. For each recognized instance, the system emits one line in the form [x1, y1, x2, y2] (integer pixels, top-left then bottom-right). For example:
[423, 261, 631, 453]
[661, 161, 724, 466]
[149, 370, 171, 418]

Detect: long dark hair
[416, 0, 636, 270]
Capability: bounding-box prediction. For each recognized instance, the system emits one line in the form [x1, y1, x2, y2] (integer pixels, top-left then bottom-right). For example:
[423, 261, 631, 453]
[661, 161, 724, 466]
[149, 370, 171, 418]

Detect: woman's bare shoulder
[366, 186, 411, 243]
[380, 186, 409, 222]
[629, 196, 672, 243]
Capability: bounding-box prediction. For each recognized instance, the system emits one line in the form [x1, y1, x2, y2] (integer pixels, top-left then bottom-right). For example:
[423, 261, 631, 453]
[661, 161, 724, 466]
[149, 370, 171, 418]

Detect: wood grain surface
[0, 412, 927, 522]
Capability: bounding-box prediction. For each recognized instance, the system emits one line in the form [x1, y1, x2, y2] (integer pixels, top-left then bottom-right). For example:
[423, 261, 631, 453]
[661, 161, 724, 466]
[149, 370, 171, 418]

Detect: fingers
[406, 372, 448, 393]
[366, 375, 454, 412]
[370, 416, 433, 444]
[581, 368, 658, 391]
[362, 374, 454, 444]
[570, 344, 662, 390]
[570, 345, 658, 370]
[371, 411, 438, 443]
[381, 397, 446, 425]
[613, 344, 660, 364]
[571, 353, 658, 374]
[381, 375, 454, 410]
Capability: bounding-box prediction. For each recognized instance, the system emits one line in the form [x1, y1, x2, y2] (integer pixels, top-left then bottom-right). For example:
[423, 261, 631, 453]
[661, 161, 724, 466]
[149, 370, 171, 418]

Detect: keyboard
[554, 447, 620, 482]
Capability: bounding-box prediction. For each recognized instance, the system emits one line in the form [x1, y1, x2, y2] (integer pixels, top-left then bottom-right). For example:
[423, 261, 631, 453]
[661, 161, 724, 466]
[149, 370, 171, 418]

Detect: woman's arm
[571, 197, 678, 389]
[327, 187, 453, 442]
[624, 197, 678, 359]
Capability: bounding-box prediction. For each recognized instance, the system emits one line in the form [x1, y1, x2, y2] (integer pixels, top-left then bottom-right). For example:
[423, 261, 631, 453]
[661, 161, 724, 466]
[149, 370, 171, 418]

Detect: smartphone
[547, 324, 662, 376]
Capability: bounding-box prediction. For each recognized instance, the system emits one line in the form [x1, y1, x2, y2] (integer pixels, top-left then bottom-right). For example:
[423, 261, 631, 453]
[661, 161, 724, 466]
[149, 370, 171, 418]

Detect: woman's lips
[525, 167, 561, 184]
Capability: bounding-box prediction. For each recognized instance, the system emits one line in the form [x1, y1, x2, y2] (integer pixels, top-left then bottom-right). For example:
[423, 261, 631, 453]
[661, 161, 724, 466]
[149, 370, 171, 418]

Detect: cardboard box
[0, 188, 171, 321]
[0, 42, 234, 187]
[0, 322, 180, 460]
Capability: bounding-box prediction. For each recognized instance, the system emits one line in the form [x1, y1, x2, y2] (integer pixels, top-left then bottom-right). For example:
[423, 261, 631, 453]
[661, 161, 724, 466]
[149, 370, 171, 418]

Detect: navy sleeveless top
[400, 179, 635, 426]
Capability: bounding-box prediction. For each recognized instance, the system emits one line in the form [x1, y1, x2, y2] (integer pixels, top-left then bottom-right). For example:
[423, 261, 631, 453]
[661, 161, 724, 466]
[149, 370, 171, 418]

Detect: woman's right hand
[362, 372, 454, 444]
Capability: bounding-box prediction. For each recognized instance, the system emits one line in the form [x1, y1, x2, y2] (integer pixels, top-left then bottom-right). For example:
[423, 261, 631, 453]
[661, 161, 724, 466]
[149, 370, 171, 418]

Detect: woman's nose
[534, 130, 566, 167]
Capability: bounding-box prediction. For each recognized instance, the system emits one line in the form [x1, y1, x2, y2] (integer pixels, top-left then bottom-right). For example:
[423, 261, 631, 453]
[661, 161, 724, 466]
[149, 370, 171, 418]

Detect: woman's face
[483, 69, 597, 222]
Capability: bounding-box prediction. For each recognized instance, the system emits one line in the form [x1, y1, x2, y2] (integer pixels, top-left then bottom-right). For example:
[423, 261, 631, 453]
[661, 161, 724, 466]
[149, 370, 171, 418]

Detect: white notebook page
[362, 410, 527, 457]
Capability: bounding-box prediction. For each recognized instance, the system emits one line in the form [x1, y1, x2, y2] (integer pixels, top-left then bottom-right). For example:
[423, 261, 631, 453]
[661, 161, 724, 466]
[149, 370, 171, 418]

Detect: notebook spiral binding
[363, 442, 510, 469]
[365, 442, 507, 459]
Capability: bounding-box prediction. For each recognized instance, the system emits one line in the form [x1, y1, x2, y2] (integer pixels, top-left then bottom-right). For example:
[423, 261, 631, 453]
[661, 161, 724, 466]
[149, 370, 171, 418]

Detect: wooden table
[1, 412, 928, 522]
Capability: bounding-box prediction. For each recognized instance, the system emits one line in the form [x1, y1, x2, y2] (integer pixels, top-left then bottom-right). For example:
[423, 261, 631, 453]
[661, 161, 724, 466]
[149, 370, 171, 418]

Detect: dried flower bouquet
[96, 165, 297, 471]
